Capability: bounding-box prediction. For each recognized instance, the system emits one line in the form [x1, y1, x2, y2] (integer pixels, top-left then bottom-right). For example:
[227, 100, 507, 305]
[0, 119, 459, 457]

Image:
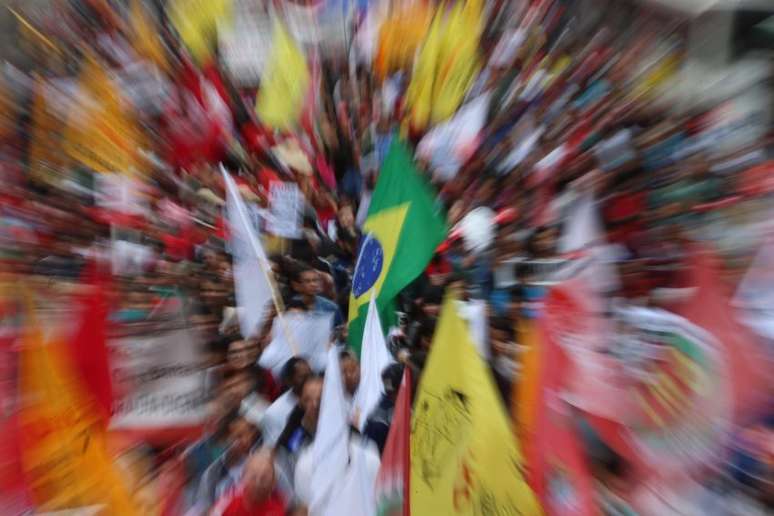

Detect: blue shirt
[294, 295, 344, 327]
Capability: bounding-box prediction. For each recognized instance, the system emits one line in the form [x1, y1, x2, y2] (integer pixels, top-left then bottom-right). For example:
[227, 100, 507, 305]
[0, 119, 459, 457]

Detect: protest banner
[110, 327, 208, 443]
[267, 182, 302, 238]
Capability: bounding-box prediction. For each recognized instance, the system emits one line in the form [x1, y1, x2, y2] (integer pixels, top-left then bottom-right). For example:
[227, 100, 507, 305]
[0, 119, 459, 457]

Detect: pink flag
[375, 367, 411, 516]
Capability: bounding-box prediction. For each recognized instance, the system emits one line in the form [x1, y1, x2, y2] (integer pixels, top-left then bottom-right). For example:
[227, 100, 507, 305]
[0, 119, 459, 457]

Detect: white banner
[110, 328, 208, 429]
[267, 181, 302, 238]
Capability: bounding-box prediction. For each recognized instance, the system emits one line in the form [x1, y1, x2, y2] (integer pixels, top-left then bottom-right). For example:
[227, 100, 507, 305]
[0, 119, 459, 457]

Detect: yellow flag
[406, 8, 444, 130]
[17, 307, 136, 513]
[375, 2, 432, 81]
[411, 294, 542, 515]
[256, 20, 309, 131]
[169, 0, 232, 64]
[129, 0, 169, 73]
[63, 55, 144, 174]
[430, 0, 482, 123]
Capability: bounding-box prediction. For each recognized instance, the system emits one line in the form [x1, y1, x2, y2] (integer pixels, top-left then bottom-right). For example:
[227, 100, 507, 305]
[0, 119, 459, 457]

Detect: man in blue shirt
[290, 264, 344, 327]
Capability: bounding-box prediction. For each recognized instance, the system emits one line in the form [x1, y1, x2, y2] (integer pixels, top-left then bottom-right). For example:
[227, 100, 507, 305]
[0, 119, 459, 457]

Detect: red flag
[526, 290, 597, 516]
[375, 367, 411, 516]
[675, 246, 769, 422]
[69, 261, 114, 423]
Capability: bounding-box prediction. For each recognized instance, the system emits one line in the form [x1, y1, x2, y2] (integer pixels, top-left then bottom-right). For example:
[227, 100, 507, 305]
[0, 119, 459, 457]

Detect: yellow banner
[411, 294, 542, 515]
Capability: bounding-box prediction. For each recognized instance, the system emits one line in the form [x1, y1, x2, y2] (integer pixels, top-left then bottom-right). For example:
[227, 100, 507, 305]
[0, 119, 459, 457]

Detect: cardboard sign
[267, 182, 302, 238]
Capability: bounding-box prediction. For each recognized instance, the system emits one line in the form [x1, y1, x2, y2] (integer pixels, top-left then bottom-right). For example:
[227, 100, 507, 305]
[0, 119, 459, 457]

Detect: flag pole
[220, 165, 299, 355]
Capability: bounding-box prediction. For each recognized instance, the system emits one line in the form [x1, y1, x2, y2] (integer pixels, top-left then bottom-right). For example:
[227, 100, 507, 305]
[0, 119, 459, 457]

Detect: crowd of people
[0, 0, 772, 515]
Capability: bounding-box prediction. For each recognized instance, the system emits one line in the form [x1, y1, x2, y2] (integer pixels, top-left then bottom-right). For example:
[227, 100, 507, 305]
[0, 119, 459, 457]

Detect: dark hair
[381, 363, 404, 394]
[415, 318, 437, 345]
[291, 263, 315, 283]
[280, 357, 310, 386]
[297, 373, 324, 399]
[491, 316, 516, 342]
[222, 407, 244, 433]
[339, 349, 357, 362]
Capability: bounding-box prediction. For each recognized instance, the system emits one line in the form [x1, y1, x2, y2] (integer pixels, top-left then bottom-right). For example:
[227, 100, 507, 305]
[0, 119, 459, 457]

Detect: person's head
[381, 363, 404, 401]
[227, 338, 258, 371]
[416, 318, 437, 351]
[221, 370, 255, 405]
[300, 375, 324, 432]
[337, 202, 355, 231]
[291, 265, 321, 298]
[226, 412, 259, 461]
[241, 450, 276, 505]
[280, 357, 312, 396]
[339, 351, 360, 396]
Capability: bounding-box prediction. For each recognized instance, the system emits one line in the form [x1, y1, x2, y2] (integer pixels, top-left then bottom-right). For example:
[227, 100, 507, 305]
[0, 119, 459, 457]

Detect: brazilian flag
[348, 139, 446, 355]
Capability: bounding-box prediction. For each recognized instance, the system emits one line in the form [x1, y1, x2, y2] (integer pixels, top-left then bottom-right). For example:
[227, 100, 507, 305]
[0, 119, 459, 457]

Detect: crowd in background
[0, 0, 772, 515]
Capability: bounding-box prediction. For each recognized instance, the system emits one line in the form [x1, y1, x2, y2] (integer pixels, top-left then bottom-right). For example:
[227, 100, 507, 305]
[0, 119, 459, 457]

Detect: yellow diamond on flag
[348, 203, 409, 321]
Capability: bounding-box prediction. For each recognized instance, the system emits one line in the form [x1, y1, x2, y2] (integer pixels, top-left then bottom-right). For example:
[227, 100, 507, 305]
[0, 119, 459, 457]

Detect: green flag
[348, 138, 446, 355]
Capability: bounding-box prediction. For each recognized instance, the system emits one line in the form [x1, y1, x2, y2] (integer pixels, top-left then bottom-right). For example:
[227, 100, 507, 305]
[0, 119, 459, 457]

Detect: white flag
[258, 312, 333, 377]
[558, 192, 620, 295]
[222, 166, 274, 338]
[310, 346, 350, 515]
[559, 192, 603, 253]
[352, 295, 393, 431]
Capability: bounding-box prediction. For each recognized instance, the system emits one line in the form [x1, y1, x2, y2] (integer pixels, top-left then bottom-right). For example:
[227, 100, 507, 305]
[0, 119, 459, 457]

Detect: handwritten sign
[267, 182, 302, 238]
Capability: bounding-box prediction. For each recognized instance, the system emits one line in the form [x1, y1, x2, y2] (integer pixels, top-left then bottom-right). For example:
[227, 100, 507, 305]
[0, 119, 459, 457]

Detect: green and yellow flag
[256, 20, 309, 131]
[411, 293, 542, 515]
[347, 138, 445, 355]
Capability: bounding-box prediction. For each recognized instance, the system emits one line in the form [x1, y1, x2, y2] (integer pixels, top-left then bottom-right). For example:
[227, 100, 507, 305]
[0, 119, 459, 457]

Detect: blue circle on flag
[352, 234, 384, 298]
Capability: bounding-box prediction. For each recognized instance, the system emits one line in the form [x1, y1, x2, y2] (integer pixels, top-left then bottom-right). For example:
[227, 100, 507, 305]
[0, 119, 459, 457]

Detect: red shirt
[219, 491, 286, 516]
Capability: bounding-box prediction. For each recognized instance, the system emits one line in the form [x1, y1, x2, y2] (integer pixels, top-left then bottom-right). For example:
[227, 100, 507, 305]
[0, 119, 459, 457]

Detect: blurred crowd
[0, 0, 773, 515]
